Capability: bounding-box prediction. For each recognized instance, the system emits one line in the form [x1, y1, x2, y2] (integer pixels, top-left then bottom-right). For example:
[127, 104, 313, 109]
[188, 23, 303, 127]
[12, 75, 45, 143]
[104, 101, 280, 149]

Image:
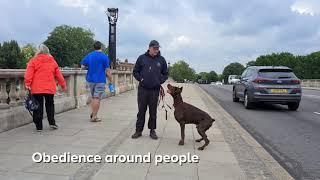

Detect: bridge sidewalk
[0, 84, 292, 180]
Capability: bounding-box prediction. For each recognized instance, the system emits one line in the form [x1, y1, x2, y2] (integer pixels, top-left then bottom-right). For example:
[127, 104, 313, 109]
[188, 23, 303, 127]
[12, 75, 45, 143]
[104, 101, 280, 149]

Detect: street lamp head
[106, 8, 118, 25]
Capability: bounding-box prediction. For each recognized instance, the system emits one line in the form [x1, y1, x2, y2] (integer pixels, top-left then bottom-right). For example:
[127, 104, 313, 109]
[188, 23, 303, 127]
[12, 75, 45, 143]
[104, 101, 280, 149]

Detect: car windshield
[258, 69, 296, 79]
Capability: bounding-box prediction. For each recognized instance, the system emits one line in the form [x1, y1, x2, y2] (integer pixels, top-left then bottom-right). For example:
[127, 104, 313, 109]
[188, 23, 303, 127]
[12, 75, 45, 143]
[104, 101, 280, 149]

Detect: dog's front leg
[179, 123, 185, 145]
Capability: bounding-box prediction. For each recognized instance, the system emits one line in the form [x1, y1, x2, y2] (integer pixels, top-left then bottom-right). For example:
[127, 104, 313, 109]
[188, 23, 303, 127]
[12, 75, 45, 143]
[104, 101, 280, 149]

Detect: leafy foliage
[0, 40, 24, 69]
[169, 60, 196, 82]
[44, 25, 95, 67]
[246, 52, 320, 79]
[20, 44, 36, 68]
[222, 62, 245, 83]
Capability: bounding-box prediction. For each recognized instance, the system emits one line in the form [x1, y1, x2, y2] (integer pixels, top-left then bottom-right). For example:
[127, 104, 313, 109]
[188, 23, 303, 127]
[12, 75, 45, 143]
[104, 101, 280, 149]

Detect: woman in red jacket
[24, 44, 66, 132]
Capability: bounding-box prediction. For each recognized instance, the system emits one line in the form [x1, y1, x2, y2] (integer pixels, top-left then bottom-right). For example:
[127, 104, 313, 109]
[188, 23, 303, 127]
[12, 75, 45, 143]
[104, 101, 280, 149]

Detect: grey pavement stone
[198, 160, 247, 180]
[3, 143, 49, 156]
[42, 145, 100, 157]
[23, 163, 82, 176]
[197, 150, 238, 164]
[197, 141, 233, 152]
[105, 161, 150, 172]
[156, 138, 195, 154]
[0, 154, 34, 172]
[93, 171, 147, 180]
[0, 84, 291, 179]
[146, 162, 198, 180]
[0, 172, 69, 180]
[0, 141, 16, 152]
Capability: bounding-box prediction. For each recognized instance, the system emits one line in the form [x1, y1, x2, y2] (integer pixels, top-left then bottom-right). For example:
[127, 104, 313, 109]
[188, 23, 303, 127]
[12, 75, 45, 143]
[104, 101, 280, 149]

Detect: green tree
[104, 46, 109, 55]
[0, 43, 3, 68]
[169, 60, 196, 82]
[44, 25, 95, 67]
[199, 72, 209, 83]
[208, 71, 218, 82]
[303, 52, 320, 79]
[254, 52, 296, 68]
[245, 51, 320, 79]
[198, 71, 218, 83]
[0, 40, 24, 69]
[20, 43, 36, 68]
[222, 62, 245, 83]
[246, 60, 256, 67]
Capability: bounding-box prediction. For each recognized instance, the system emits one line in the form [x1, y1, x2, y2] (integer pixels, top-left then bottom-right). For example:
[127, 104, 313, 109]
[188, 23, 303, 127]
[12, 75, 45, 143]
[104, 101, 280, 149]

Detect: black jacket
[133, 51, 168, 89]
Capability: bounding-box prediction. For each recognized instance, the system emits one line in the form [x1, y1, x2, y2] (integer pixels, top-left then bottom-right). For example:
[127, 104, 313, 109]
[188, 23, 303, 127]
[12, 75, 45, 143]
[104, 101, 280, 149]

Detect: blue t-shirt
[80, 51, 110, 83]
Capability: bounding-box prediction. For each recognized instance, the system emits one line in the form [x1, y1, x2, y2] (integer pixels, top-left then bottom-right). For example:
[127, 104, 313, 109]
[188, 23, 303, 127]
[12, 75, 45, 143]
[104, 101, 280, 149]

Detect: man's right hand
[25, 86, 31, 90]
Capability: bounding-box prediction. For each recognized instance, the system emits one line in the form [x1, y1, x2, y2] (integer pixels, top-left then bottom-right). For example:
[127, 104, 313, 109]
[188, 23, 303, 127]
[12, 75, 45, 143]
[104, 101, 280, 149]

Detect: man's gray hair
[36, 44, 50, 55]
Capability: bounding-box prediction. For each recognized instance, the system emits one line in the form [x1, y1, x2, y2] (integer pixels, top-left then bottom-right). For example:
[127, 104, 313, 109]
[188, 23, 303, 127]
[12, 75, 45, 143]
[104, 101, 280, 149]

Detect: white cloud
[291, 0, 320, 16]
[58, 0, 98, 14]
[1, 0, 320, 73]
[167, 35, 192, 51]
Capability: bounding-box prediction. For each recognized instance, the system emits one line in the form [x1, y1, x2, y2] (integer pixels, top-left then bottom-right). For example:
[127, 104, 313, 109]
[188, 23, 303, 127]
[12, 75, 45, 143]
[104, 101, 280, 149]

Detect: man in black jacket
[132, 40, 168, 140]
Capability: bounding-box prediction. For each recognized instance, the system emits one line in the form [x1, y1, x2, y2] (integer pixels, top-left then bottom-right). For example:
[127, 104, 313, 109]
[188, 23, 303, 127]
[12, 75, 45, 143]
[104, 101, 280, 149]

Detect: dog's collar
[173, 96, 183, 107]
[173, 101, 183, 107]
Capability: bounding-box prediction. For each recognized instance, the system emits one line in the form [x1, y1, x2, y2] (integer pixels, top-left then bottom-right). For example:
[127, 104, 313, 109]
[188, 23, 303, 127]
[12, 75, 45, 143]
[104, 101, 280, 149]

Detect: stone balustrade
[0, 69, 138, 133]
[301, 79, 320, 89]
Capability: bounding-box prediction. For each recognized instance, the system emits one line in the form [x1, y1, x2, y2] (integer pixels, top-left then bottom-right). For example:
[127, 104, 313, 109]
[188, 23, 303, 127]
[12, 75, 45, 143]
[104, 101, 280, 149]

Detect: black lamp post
[106, 8, 118, 69]
[168, 61, 171, 76]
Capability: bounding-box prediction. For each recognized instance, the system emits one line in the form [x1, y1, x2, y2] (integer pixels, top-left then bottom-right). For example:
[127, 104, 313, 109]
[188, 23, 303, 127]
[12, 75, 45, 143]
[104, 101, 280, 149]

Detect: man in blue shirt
[80, 41, 113, 122]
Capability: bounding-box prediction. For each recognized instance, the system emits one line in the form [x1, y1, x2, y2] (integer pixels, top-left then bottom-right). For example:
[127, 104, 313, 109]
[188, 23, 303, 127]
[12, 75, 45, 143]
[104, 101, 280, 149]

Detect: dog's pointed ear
[180, 86, 183, 92]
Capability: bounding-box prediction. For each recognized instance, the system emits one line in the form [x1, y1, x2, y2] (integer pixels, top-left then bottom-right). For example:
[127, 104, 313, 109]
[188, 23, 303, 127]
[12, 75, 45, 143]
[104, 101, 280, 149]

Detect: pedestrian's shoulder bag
[24, 90, 39, 116]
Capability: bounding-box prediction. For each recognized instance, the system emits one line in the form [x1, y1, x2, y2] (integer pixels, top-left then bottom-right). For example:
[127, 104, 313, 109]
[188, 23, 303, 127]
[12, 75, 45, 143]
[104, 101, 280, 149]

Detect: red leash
[158, 85, 172, 120]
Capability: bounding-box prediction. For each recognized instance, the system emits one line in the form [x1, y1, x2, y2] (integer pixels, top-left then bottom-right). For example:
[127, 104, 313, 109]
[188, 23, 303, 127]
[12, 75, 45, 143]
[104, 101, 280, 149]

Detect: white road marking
[314, 112, 320, 115]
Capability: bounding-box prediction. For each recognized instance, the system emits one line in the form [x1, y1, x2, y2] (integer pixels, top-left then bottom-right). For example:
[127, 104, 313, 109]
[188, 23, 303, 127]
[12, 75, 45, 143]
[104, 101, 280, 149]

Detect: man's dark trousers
[136, 85, 160, 132]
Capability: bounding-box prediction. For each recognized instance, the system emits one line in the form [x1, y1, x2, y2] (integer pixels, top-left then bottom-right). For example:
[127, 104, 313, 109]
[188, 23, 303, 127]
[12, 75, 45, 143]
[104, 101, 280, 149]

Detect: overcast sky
[0, 0, 320, 73]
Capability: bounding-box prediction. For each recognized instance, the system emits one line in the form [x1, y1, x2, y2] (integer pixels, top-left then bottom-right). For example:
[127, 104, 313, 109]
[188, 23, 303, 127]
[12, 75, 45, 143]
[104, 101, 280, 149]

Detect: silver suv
[233, 66, 302, 110]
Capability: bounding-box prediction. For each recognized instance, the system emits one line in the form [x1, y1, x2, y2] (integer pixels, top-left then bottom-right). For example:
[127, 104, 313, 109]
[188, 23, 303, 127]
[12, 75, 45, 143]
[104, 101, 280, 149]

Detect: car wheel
[288, 102, 299, 111]
[233, 89, 239, 102]
[244, 91, 254, 109]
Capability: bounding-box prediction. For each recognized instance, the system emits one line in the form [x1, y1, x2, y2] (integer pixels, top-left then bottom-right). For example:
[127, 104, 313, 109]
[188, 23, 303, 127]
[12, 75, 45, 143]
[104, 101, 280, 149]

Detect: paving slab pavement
[0, 83, 293, 180]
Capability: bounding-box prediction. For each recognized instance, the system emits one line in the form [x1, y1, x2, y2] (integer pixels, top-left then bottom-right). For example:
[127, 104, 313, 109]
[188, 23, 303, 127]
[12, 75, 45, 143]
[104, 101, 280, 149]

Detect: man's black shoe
[150, 129, 158, 140]
[131, 131, 142, 139]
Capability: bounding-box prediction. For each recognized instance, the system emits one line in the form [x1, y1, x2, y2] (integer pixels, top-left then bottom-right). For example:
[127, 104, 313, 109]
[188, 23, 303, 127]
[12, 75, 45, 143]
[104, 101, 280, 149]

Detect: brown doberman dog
[167, 84, 215, 150]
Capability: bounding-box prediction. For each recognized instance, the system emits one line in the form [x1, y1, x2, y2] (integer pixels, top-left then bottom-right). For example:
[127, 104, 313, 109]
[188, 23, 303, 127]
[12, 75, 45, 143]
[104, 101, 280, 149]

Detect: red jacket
[24, 54, 66, 94]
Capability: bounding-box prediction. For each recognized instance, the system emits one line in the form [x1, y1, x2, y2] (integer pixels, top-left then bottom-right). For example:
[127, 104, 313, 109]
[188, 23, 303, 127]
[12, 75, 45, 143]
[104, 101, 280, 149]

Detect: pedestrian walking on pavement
[80, 41, 113, 122]
[24, 44, 66, 132]
[132, 40, 169, 140]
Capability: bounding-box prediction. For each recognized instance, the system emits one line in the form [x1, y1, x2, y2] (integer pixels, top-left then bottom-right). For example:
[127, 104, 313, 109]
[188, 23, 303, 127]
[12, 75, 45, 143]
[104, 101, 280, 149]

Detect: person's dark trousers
[32, 94, 56, 130]
[136, 86, 160, 132]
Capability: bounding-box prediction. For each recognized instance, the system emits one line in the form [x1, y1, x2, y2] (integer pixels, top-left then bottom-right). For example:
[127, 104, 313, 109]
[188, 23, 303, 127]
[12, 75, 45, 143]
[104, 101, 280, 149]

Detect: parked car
[228, 75, 239, 84]
[232, 66, 301, 110]
[230, 77, 240, 84]
[215, 81, 223, 85]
